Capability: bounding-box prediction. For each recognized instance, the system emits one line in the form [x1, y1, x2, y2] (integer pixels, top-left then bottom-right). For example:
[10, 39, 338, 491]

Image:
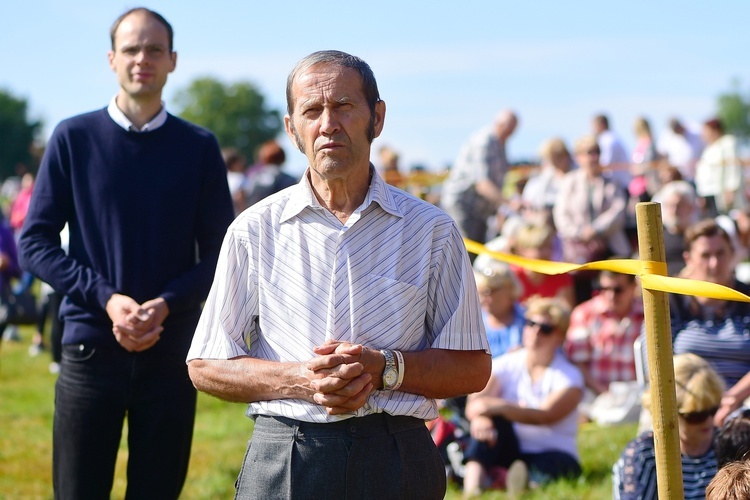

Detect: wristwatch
[381, 349, 398, 390]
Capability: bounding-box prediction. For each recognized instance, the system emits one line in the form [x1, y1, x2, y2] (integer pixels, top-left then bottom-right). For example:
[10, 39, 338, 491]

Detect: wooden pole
[635, 201, 684, 499]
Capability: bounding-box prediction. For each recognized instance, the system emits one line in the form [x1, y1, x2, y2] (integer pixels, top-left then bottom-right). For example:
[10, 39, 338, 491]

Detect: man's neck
[310, 167, 372, 223]
[115, 93, 163, 130]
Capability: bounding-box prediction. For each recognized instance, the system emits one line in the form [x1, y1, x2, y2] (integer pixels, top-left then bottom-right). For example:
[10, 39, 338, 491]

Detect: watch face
[384, 369, 398, 387]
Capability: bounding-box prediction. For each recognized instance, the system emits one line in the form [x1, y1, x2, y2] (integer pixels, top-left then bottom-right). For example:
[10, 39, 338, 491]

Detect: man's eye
[147, 47, 164, 56]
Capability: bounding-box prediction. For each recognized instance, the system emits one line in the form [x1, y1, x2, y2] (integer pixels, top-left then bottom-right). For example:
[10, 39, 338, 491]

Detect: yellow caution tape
[464, 238, 750, 303]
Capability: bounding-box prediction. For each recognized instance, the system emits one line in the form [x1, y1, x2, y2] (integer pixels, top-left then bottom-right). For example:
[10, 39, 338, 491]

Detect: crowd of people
[3, 6, 750, 499]
[427, 108, 750, 497]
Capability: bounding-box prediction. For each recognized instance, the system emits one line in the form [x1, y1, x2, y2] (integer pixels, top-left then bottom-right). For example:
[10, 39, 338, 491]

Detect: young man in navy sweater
[18, 8, 234, 499]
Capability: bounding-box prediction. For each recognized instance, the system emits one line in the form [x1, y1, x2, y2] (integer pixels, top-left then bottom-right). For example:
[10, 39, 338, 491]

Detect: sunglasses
[579, 149, 600, 156]
[524, 318, 555, 335]
[678, 406, 719, 424]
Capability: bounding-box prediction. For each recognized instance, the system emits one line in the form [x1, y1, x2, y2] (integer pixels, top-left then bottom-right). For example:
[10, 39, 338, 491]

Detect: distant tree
[716, 79, 750, 144]
[0, 89, 41, 179]
[173, 77, 282, 162]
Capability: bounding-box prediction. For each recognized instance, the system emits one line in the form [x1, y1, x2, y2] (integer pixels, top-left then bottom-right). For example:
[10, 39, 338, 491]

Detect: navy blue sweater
[18, 109, 234, 353]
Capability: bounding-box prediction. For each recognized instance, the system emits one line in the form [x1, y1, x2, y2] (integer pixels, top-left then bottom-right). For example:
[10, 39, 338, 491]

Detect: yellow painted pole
[635, 201, 684, 499]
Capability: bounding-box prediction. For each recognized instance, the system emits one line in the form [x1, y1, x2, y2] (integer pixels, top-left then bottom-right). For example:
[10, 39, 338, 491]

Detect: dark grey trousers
[235, 413, 446, 500]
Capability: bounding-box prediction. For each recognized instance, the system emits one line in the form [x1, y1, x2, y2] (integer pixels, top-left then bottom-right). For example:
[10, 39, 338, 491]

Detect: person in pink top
[9, 172, 34, 234]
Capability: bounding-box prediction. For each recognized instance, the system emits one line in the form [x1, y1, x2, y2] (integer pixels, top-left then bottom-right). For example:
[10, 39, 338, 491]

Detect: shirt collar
[107, 95, 168, 132]
[280, 164, 404, 223]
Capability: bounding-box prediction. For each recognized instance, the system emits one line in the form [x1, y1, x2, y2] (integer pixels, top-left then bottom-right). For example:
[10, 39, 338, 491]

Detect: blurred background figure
[521, 137, 574, 228]
[613, 353, 723, 500]
[0, 211, 21, 345]
[694, 118, 746, 217]
[564, 269, 643, 423]
[510, 222, 574, 308]
[554, 135, 629, 304]
[715, 409, 750, 470]
[377, 145, 404, 187]
[9, 172, 34, 237]
[243, 139, 298, 208]
[629, 117, 661, 200]
[441, 109, 518, 244]
[592, 114, 630, 190]
[670, 219, 750, 426]
[631, 117, 659, 168]
[657, 117, 704, 182]
[706, 460, 750, 500]
[6, 172, 37, 342]
[462, 296, 583, 497]
[222, 147, 247, 216]
[473, 260, 525, 358]
[651, 180, 700, 276]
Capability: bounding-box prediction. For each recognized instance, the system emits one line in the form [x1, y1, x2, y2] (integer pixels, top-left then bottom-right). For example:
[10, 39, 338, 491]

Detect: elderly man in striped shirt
[187, 50, 491, 499]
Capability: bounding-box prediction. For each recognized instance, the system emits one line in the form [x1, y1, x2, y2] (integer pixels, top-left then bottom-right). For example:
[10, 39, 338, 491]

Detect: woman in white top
[694, 118, 745, 216]
[462, 296, 584, 497]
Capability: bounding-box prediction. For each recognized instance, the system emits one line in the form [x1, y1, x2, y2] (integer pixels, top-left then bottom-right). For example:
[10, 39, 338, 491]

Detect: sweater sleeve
[157, 133, 235, 314]
[18, 122, 118, 310]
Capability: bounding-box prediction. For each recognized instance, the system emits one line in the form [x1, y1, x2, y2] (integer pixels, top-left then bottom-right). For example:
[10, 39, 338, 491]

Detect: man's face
[684, 234, 734, 285]
[284, 64, 385, 182]
[108, 11, 176, 102]
[597, 274, 636, 318]
[662, 193, 696, 231]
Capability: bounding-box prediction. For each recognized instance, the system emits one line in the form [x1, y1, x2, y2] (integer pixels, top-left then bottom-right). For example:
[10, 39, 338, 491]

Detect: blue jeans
[53, 341, 196, 500]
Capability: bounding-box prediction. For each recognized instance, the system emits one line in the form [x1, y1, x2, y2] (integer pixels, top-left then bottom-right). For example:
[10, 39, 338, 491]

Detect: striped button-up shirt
[187, 167, 488, 423]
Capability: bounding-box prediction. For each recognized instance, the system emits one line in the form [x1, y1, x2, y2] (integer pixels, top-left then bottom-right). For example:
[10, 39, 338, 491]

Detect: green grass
[0, 327, 636, 499]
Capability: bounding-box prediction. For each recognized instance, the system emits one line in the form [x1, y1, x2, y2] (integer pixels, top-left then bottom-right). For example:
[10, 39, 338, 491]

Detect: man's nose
[134, 49, 148, 63]
[320, 109, 340, 136]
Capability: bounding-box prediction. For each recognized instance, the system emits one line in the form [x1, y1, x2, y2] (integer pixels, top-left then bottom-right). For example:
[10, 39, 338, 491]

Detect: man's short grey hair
[285, 50, 381, 118]
[652, 180, 697, 205]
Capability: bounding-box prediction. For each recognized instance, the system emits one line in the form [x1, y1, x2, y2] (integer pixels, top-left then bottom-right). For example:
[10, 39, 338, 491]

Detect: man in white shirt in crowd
[592, 113, 631, 190]
[656, 117, 704, 182]
[186, 50, 491, 499]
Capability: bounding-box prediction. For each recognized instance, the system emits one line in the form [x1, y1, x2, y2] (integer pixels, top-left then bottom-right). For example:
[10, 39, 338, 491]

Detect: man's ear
[371, 100, 386, 140]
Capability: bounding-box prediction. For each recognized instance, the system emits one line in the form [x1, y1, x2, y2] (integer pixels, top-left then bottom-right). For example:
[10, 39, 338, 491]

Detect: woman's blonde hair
[515, 223, 553, 250]
[473, 260, 522, 300]
[539, 137, 569, 163]
[643, 353, 725, 412]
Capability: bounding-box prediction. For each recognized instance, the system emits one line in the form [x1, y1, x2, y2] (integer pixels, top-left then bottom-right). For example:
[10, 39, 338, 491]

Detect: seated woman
[473, 260, 525, 358]
[462, 297, 583, 497]
[510, 222, 575, 309]
[613, 353, 723, 500]
[670, 218, 750, 425]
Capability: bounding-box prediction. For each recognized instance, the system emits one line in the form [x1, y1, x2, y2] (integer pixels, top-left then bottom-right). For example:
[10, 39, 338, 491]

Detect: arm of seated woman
[468, 387, 582, 426]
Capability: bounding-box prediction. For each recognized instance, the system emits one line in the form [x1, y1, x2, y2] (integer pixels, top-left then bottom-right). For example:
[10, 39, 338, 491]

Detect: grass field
[0, 326, 637, 499]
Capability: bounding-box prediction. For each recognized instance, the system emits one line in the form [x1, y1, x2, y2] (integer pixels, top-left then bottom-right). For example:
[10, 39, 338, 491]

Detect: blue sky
[3, 1, 749, 177]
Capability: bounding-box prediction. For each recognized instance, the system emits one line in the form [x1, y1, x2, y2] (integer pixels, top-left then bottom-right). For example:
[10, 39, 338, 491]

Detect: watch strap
[392, 350, 404, 391]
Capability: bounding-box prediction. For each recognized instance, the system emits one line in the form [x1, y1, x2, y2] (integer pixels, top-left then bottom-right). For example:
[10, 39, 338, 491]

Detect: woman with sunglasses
[473, 260, 526, 358]
[462, 297, 584, 498]
[613, 353, 724, 500]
